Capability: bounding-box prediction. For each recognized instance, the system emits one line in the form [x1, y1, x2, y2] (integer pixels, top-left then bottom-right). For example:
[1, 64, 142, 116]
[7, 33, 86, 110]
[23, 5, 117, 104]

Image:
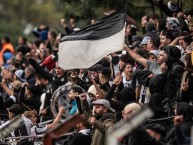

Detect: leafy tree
[0, 0, 192, 46]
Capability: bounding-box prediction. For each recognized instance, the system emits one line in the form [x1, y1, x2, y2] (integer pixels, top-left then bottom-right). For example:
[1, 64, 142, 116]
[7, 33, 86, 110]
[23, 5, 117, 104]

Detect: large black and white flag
[59, 8, 126, 70]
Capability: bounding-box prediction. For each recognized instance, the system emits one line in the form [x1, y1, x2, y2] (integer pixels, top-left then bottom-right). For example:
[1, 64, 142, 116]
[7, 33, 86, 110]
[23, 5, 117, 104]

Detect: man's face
[29, 114, 38, 125]
[189, 23, 193, 33]
[123, 64, 133, 76]
[90, 71, 99, 82]
[157, 51, 168, 65]
[93, 104, 107, 119]
[160, 35, 170, 47]
[178, 36, 185, 47]
[122, 108, 133, 120]
[55, 65, 64, 78]
[68, 89, 77, 101]
[88, 93, 97, 102]
[15, 53, 22, 64]
[146, 41, 153, 52]
[24, 69, 30, 78]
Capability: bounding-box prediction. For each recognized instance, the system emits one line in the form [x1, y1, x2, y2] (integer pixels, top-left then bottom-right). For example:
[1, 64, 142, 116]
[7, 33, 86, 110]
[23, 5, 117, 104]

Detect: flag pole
[125, 0, 128, 14]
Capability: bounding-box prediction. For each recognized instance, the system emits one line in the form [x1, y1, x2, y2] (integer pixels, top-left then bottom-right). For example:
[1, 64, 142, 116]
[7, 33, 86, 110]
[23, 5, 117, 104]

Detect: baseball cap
[92, 99, 115, 112]
[140, 36, 151, 45]
[15, 70, 26, 83]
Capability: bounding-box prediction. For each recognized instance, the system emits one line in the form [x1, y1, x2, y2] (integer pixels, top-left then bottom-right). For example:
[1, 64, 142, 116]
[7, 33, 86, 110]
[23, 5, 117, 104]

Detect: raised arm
[29, 58, 53, 81]
[124, 44, 148, 68]
[47, 106, 65, 129]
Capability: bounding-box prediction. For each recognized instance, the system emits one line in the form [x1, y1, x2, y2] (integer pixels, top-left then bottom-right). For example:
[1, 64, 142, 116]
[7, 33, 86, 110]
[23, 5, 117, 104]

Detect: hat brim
[19, 78, 26, 83]
[16, 76, 26, 83]
[92, 102, 116, 113]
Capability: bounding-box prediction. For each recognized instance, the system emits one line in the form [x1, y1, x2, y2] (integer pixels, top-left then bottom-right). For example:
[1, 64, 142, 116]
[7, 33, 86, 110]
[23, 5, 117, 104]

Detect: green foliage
[0, 0, 63, 45]
[0, 0, 192, 46]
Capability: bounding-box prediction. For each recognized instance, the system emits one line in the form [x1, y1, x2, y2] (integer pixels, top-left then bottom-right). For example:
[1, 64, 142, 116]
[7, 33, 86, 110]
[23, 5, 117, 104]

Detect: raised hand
[113, 73, 122, 86]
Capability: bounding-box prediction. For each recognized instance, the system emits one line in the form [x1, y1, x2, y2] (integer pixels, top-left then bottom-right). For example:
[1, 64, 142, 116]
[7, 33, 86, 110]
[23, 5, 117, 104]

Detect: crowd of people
[0, 0, 193, 145]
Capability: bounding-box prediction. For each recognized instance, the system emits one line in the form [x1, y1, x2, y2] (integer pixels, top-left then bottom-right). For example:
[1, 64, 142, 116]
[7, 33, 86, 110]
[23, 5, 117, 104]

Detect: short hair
[184, 35, 193, 45]
[158, 20, 167, 31]
[178, 31, 189, 37]
[3, 36, 11, 43]
[135, 48, 148, 57]
[35, 73, 42, 79]
[161, 30, 174, 41]
[120, 54, 134, 64]
[122, 62, 134, 71]
[50, 31, 57, 39]
[25, 66, 35, 75]
[71, 86, 84, 94]
[8, 104, 25, 115]
[149, 37, 160, 48]
[33, 39, 41, 48]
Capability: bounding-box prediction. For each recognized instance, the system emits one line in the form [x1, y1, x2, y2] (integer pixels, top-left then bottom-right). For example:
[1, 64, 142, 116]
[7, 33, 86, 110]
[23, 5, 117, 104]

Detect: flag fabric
[59, 8, 126, 70]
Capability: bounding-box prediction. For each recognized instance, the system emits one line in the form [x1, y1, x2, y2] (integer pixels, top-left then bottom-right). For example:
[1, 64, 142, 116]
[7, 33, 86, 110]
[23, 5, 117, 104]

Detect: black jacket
[18, 87, 41, 112]
[26, 74, 36, 86]
[148, 75, 167, 118]
[162, 46, 184, 113]
[29, 58, 68, 111]
[69, 132, 92, 145]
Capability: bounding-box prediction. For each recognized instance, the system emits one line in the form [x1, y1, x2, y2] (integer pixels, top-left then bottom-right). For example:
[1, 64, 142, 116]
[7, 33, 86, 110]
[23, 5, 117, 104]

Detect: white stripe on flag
[59, 25, 125, 70]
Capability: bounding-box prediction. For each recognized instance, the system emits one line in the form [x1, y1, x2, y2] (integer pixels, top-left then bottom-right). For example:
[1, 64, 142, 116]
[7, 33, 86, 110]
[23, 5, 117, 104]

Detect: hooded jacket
[162, 46, 184, 113]
[148, 75, 167, 118]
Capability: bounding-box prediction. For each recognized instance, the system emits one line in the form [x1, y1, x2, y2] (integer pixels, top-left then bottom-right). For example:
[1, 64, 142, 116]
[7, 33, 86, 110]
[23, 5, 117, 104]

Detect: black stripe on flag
[60, 8, 126, 42]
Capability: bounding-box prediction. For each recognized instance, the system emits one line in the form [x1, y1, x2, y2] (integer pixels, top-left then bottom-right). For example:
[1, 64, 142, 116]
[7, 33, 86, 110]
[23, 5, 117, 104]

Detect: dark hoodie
[162, 46, 184, 114]
[162, 45, 183, 70]
[120, 87, 136, 104]
[131, 69, 152, 88]
[148, 75, 167, 118]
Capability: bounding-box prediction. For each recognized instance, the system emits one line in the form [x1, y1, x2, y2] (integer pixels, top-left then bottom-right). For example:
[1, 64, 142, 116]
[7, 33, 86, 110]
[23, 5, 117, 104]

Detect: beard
[93, 112, 102, 120]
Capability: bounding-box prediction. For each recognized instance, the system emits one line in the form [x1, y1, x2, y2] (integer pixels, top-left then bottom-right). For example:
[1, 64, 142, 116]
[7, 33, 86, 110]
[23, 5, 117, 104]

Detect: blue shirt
[70, 100, 77, 115]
